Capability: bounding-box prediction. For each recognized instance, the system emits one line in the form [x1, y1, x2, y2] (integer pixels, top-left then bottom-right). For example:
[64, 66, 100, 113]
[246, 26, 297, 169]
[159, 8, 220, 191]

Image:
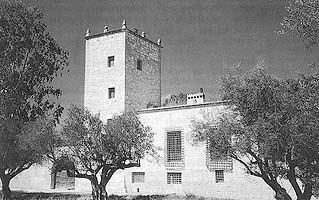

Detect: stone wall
[125, 32, 161, 112]
[84, 31, 126, 120]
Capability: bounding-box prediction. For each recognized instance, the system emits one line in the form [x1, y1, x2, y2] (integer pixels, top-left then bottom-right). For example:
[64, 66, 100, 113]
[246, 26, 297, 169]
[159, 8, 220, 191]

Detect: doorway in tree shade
[51, 170, 75, 190]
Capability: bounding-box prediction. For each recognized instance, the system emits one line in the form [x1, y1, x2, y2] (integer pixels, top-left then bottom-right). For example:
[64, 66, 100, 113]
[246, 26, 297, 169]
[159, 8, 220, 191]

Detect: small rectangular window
[215, 170, 224, 183]
[137, 59, 142, 70]
[132, 172, 145, 183]
[108, 87, 115, 99]
[167, 172, 182, 184]
[108, 56, 114, 68]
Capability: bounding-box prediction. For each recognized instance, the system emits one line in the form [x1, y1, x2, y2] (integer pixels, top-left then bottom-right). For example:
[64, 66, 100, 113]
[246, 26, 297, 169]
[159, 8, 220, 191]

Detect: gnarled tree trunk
[274, 187, 292, 200]
[1, 175, 12, 200]
[263, 177, 292, 200]
[91, 178, 100, 200]
[95, 167, 117, 200]
[90, 177, 108, 200]
[297, 183, 312, 200]
[98, 184, 107, 200]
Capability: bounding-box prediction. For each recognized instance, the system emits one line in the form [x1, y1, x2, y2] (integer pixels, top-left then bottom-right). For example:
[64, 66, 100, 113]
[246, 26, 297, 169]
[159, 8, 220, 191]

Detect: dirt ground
[0, 191, 236, 200]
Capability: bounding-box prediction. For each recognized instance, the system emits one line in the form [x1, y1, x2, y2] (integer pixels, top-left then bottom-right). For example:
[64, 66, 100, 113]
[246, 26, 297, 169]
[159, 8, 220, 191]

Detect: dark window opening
[108, 56, 114, 68]
[137, 59, 142, 70]
[108, 87, 115, 99]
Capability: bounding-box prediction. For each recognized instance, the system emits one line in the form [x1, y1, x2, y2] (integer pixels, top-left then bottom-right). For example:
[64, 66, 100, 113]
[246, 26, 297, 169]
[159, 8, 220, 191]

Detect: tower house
[84, 20, 162, 120]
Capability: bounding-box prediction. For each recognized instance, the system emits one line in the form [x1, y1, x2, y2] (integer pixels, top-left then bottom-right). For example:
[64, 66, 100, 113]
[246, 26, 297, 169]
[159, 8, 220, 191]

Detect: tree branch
[264, 158, 276, 182]
[286, 150, 303, 197]
[231, 153, 261, 177]
[9, 162, 33, 179]
[100, 167, 117, 187]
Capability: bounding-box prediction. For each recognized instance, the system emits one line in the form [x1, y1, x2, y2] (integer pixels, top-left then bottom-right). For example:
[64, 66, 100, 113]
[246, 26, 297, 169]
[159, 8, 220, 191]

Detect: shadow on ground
[0, 191, 236, 200]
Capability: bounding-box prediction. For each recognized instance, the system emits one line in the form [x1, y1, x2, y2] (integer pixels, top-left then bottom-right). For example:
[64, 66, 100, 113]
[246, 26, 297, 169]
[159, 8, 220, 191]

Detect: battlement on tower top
[84, 19, 162, 48]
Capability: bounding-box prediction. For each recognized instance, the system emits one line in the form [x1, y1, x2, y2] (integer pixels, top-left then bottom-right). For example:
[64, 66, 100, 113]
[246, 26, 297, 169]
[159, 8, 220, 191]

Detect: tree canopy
[162, 93, 187, 106]
[0, 0, 68, 199]
[192, 65, 319, 200]
[280, 0, 319, 49]
[57, 105, 154, 200]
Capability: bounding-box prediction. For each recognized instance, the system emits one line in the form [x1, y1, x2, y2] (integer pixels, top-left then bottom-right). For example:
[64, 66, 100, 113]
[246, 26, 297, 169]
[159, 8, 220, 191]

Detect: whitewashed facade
[2, 23, 294, 200]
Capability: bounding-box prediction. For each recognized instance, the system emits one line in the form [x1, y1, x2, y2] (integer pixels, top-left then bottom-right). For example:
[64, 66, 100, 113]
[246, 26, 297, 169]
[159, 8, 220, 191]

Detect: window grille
[215, 170, 224, 183]
[132, 172, 145, 183]
[137, 59, 142, 70]
[167, 172, 182, 184]
[206, 140, 232, 171]
[167, 131, 182, 162]
[108, 56, 114, 68]
[165, 130, 184, 169]
[108, 87, 115, 99]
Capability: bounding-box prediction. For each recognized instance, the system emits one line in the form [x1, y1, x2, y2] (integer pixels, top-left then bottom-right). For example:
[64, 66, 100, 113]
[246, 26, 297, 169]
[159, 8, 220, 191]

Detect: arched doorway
[50, 157, 75, 190]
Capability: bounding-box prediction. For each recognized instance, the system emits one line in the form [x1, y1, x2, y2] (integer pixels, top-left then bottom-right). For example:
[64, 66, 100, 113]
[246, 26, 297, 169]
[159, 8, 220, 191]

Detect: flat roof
[137, 100, 229, 114]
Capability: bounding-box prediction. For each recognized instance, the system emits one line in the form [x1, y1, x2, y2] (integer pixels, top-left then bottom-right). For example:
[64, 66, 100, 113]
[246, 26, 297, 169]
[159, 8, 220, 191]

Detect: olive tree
[0, 0, 68, 199]
[192, 66, 319, 200]
[280, 0, 319, 49]
[59, 105, 154, 200]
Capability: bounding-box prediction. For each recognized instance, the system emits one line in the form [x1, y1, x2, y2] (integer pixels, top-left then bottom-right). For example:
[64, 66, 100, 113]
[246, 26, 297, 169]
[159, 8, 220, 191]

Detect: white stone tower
[84, 20, 162, 120]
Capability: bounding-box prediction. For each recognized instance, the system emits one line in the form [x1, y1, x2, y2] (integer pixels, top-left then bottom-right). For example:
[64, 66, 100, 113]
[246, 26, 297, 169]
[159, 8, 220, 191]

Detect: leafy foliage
[280, 0, 319, 49]
[0, 0, 68, 199]
[0, 0, 68, 121]
[19, 116, 62, 163]
[162, 93, 187, 106]
[58, 105, 154, 200]
[192, 65, 319, 200]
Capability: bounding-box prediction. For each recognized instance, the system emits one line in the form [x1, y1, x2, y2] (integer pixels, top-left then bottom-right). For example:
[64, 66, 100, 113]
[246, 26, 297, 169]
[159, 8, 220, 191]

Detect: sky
[24, 0, 319, 108]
